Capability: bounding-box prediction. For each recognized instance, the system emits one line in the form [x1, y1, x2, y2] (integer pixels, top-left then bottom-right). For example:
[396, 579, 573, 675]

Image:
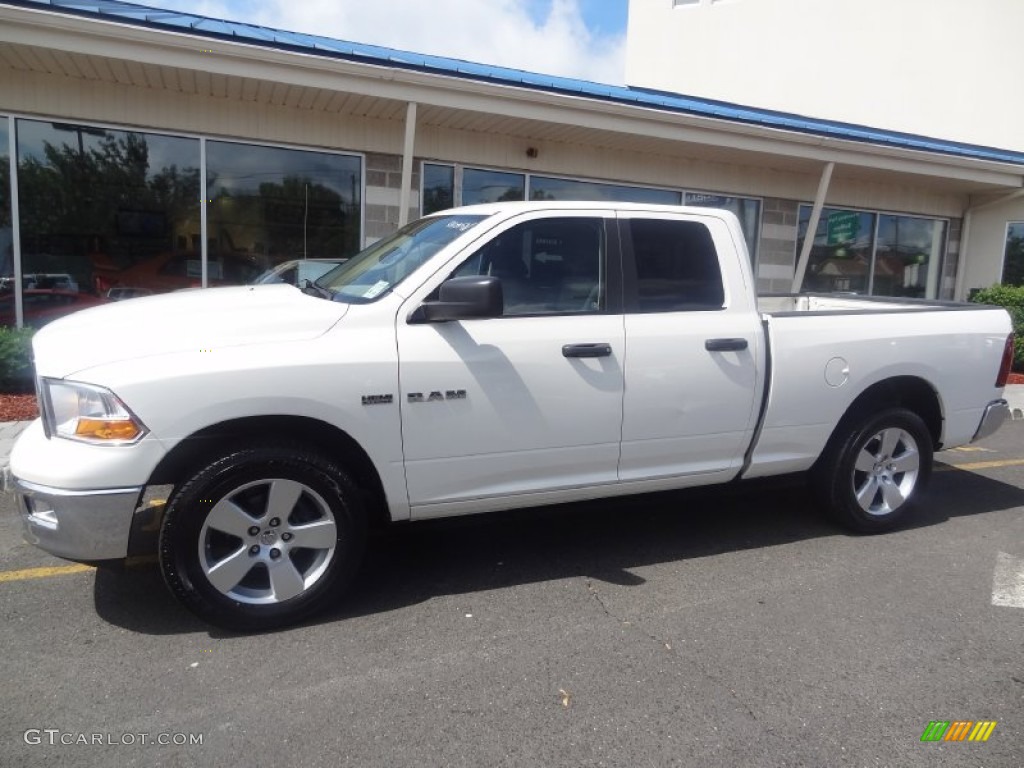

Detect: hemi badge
[361, 394, 394, 406]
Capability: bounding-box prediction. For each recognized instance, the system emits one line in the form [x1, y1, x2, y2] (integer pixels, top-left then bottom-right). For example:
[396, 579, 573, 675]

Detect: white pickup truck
[13, 202, 1014, 629]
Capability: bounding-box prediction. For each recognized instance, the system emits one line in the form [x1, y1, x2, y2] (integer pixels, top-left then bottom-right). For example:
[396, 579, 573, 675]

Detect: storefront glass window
[530, 175, 681, 206]
[874, 214, 945, 298]
[797, 207, 876, 294]
[1004, 222, 1024, 285]
[685, 192, 761, 262]
[462, 168, 525, 205]
[206, 141, 361, 285]
[14, 118, 200, 324]
[422, 163, 454, 215]
[797, 205, 946, 298]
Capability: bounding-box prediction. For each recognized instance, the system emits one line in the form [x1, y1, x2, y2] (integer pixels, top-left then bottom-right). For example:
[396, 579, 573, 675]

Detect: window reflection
[685, 192, 760, 263]
[462, 168, 525, 205]
[422, 163, 454, 215]
[798, 207, 876, 294]
[531, 176, 681, 206]
[875, 214, 945, 298]
[797, 205, 946, 298]
[15, 119, 200, 322]
[452, 217, 605, 315]
[206, 141, 361, 285]
[1004, 222, 1024, 285]
[0, 119, 10, 301]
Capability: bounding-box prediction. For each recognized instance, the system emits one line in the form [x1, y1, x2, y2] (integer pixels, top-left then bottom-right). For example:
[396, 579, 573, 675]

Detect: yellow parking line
[0, 564, 94, 583]
[937, 458, 1024, 472]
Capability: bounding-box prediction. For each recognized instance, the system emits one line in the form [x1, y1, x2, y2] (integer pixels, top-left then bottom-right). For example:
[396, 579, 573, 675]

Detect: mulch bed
[0, 372, 1020, 423]
[0, 393, 38, 422]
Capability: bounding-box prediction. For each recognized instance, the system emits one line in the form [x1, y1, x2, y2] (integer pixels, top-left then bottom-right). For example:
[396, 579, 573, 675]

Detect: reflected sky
[16, 119, 199, 181]
[207, 140, 360, 203]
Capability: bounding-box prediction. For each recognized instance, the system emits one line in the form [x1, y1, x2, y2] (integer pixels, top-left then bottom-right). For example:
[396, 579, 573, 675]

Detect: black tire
[813, 407, 933, 533]
[159, 442, 366, 631]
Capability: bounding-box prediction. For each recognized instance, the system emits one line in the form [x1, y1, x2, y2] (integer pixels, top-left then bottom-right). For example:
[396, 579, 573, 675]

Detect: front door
[397, 211, 625, 516]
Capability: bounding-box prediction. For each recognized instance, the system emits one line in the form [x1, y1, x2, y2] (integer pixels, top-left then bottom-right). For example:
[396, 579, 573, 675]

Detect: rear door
[618, 211, 764, 482]
[397, 210, 626, 515]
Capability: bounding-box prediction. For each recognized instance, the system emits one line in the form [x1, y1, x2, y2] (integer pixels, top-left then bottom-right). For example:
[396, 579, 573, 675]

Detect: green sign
[826, 211, 860, 246]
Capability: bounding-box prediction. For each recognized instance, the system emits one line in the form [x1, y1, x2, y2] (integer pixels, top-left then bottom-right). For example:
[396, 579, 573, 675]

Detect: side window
[627, 218, 724, 311]
[452, 218, 605, 316]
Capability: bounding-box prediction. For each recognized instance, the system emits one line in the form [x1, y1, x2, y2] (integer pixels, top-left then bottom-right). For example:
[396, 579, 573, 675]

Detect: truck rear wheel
[814, 407, 933, 533]
[159, 443, 366, 631]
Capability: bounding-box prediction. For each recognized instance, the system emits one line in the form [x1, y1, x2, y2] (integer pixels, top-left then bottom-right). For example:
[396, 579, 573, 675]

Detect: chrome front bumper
[16, 478, 144, 562]
[972, 399, 1010, 443]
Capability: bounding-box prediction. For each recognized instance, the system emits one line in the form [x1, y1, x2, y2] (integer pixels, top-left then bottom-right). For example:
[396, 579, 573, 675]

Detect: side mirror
[409, 275, 503, 323]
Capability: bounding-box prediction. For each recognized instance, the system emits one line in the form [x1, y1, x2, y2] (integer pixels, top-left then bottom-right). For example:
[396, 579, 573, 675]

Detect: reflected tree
[17, 130, 199, 289]
[1004, 232, 1023, 285]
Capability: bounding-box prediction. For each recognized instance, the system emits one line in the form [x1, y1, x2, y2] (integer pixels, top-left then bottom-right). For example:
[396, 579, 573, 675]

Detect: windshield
[317, 214, 487, 303]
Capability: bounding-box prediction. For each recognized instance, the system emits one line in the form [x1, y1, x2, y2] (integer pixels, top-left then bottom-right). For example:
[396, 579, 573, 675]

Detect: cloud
[149, 0, 625, 84]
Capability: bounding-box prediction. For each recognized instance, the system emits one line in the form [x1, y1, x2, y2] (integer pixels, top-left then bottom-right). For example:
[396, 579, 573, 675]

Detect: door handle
[563, 343, 612, 358]
[704, 338, 748, 352]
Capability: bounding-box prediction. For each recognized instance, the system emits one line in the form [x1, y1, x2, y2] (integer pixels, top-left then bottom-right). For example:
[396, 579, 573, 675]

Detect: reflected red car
[0, 289, 108, 328]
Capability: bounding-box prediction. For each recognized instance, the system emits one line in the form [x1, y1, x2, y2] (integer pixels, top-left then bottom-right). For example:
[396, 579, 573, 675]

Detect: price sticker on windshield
[363, 280, 389, 299]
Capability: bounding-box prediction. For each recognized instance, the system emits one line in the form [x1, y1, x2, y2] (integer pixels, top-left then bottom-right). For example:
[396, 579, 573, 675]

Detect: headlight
[40, 379, 148, 444]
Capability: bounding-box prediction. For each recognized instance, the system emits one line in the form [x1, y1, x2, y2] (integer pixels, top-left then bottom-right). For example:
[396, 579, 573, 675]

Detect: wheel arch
[147, 416, 391, 530]
[828, 376, 944, 456]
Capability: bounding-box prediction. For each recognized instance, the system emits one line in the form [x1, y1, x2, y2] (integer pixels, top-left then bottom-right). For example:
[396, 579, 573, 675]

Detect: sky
[138, 0, 630, 84]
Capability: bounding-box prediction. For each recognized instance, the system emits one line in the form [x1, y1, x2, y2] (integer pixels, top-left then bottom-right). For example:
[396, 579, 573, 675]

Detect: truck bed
[744, 293, 1011, 480]
[758, 293, 988, 315]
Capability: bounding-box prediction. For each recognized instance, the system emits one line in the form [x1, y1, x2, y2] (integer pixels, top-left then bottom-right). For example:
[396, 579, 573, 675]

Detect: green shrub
[0, 326, 36, 392]
[969, 284, 1024, 371]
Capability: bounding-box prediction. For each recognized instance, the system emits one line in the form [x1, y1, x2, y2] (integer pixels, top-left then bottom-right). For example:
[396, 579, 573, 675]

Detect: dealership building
[0, 0, 1022, 325]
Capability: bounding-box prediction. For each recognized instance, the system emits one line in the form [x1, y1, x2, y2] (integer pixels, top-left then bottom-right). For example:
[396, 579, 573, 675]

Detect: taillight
[996, 334, 1014, 388]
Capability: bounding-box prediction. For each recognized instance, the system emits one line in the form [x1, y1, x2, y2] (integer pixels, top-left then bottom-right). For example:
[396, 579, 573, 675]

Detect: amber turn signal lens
[74, 418, 143, 442]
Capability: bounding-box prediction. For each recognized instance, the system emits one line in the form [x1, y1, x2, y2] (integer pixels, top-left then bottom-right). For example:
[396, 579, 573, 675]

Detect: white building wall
[963, 199, 1024, 294]
[626, 0, 1024, 153]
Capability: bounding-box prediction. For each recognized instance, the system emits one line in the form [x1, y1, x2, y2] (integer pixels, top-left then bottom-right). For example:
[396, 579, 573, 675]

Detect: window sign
[797, 207, 875, 294]
[826, 211, 861, 246]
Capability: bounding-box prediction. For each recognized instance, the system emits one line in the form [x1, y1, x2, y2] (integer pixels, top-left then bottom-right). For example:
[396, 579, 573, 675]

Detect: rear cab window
[622, 217, 725, 312]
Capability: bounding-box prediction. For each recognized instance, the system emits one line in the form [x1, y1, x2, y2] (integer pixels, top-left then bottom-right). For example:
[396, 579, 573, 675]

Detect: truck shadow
[91, 464, 1024, 636]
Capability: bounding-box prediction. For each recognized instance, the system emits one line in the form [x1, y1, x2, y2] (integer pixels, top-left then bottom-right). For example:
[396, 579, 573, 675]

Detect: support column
[398, 102, 418, 227]
[791, 161, 834, 293]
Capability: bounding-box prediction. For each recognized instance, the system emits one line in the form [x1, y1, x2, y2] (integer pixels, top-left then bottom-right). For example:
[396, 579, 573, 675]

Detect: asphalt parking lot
[1, 423, 1022, 768]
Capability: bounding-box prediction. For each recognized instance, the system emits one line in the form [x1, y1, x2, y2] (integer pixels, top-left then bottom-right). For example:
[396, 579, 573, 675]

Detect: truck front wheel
[159, 443, 366, 631]
[814, 407, 933, 533]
